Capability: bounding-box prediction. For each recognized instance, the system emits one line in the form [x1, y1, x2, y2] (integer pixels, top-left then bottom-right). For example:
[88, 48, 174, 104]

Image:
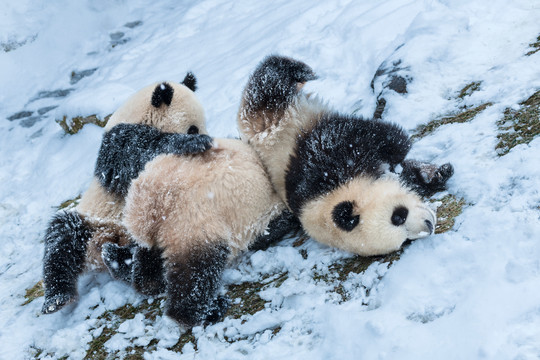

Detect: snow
[1, 0, 539, 359]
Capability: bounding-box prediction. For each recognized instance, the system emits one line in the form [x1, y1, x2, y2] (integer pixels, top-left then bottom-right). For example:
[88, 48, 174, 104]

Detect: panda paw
[204, 295, 230, 324]
[401, 160, 454, 197]
[168, 133, 213, 155]
[102, 242, 135, 283]
[41, 293, 77, 314]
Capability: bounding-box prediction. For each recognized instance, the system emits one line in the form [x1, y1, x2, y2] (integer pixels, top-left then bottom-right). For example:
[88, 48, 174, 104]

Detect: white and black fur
[100, 138, 300, 327]
[42, 74, 211, 314]
[238, 56, 451, 256]
[102, 207, 299, 294]
[95, 123, 212, 196]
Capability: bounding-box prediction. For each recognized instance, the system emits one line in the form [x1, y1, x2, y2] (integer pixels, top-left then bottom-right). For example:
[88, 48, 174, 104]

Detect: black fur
[400, 160, 454, 197]
[151, 82, 174, 108]
[165, 242, 230, 327]
[101, 243, 236, 325]
[248, 209, 302, 251]
[286, 113, 411, 215]
[42, 211, 92, 314]
[102, 242, 167, 296]
[332, 201, 360, 232]
[187, 125, 199, 134]
[102, 242, 136, 283]
[132, 246, 166, 296]
[181, 72, 197, 92]
[243, 55, 317, 113]
[391, 206, 408, 226]
[95, 123, 213, 197]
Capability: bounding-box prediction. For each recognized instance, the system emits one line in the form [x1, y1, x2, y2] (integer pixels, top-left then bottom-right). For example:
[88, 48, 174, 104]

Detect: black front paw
[169, 134, 213, 155]
[401, 159, 454, 197]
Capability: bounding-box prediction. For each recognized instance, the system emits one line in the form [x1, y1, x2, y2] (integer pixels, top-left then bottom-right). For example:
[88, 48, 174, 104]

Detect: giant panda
[99, 138, 296, 327]
[42, 74, 214, 314]
[237, 55, 443, 256]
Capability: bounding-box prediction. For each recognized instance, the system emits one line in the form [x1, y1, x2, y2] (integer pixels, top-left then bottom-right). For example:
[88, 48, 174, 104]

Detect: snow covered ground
[1, 0, 539, 358]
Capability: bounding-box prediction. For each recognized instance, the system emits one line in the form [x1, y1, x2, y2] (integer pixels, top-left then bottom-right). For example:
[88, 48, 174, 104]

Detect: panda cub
[42, 74, 213, 314]
[238, 55, 444, 256]
[99, 138, 295, 327]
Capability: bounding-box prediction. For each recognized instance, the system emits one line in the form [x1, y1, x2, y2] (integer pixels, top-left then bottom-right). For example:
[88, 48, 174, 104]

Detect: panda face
[105, 76, 207, 135]
[299, 177, 436, 256]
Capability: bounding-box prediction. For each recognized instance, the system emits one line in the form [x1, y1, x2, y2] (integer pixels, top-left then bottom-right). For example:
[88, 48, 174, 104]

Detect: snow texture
[1, 0, 540, 359]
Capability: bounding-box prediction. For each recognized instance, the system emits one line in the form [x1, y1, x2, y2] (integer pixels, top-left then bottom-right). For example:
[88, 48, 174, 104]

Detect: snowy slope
[1, 0, 539, 359]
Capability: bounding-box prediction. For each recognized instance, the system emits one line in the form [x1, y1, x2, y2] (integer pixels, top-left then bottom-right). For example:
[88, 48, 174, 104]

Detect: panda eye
[187, 125, 199, 134]
[391, 206, 408, 226]
[332, 201, 360, 232]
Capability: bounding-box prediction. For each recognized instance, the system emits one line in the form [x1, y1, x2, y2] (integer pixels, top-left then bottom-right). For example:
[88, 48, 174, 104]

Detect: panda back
[123, 139, 283, 257]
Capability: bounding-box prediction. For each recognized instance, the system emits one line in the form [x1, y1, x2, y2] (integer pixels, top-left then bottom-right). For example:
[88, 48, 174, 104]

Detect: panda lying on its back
[238, 55, 452, 256]
[42, 74, 214, 314]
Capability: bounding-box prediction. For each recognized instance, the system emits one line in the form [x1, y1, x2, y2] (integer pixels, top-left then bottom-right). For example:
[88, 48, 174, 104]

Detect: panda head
[299, 177, 436, 256]
[105, 72, 207, 134]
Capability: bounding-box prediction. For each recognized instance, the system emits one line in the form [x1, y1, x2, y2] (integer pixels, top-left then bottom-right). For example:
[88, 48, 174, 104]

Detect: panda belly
[123, 138, 283, 260]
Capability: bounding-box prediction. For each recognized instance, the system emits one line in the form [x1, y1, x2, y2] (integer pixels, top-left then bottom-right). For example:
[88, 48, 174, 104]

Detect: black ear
[151, 82, 174, 108]
[332, 201, 360, 232]
[181, 72, 197, 92]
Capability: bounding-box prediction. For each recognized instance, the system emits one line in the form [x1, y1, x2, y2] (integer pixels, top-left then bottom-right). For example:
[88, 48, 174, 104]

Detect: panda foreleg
[95, 123, 213, 197]
[164, 242, 230, 327]
[399, 159, 454, 197]
[42, 211, 92, 314]
[249, 209, 302, 251]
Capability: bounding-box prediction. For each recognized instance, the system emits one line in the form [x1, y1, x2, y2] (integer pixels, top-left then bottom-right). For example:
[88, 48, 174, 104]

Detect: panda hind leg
[102, 242, 167, 296]
[132, 245, 166, 296]
[42, 211, 92, 314]
[164, 242, 230, 327]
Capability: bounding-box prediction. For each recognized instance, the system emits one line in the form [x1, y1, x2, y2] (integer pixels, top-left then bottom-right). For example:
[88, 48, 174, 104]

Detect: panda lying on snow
[96, 57, 453, 327]
[237, 55, 455, 256]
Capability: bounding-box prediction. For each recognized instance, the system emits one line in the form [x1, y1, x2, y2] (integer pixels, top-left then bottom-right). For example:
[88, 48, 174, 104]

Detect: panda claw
[41, 293, 76, 314]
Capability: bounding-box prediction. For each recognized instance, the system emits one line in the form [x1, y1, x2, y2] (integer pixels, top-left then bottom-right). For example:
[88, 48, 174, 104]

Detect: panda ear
[151, 82, 174, 108]
[332, 201, 360, 232]
[181, 72, 197, 92]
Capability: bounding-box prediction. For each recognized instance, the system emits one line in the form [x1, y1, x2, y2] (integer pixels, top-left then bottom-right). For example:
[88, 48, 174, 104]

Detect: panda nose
[425, 220, 434, 234]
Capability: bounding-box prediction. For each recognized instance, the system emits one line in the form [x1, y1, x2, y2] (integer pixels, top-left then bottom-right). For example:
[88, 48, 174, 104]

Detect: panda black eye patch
[391, 206, 408, 226]
[332, 201, 360, 232]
